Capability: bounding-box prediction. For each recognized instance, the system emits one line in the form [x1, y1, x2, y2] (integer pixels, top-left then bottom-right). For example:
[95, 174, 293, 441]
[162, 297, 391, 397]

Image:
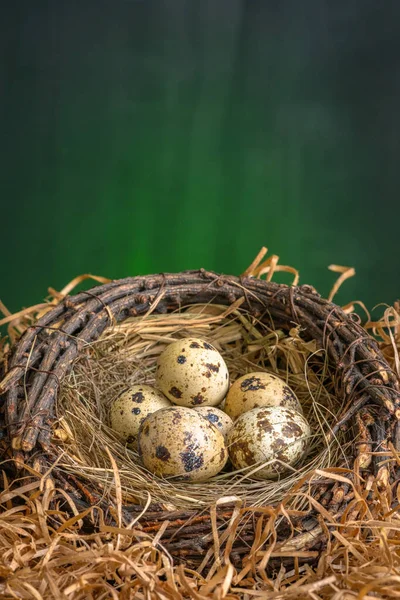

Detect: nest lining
[55, 302, 353, 510]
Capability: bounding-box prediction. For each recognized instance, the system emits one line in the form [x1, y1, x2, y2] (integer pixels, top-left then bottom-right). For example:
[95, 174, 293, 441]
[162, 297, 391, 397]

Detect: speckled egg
[138, 406, 228, 481]
[193, 406, 233, 441]
[224, 372, 302, 420]
[110, 385, 171, 448]
[155, 338, 229, 407]
[227, 406, 310, 479]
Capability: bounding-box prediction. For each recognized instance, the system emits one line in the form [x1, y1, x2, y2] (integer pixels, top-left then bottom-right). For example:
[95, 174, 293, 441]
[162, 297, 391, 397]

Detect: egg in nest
[156, 337, 229, 407]
[193, 406, 233, 440]
[224, 372, 302, 420]
[110, 384, 171, 448]
[138, 406, 228, 481]
[227, 406, 310, 479]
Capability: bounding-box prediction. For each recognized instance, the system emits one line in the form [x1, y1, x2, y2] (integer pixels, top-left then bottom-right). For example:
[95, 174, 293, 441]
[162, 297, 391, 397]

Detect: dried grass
[1, 249, 400, 599]
[1, 466, 400, 599]
[54, 301, 350, 511]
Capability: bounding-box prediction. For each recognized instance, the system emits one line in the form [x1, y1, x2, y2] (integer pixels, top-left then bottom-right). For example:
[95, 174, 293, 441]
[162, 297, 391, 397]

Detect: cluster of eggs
[110, 337, 310, 482]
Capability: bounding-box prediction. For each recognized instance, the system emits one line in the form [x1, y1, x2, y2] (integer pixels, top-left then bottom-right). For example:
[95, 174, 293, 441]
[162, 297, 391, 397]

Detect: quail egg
[110, 384, 171, 448]
[224, 372, 302, 420]
[138, 406, 228, 481]
[227, 406, 310, 479]
[155, 337, 229, 407]
[193, 406, 233, 440]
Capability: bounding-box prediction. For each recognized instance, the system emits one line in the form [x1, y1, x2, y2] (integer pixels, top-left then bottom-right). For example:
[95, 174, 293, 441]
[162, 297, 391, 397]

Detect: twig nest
[224, 372, 302, 420]
[227, 406, 311, 479]
[193, 406, 233, 440]
[110, 385, 171, 447]
[138, 407, 228, 481]
[155, 338, 229, 407]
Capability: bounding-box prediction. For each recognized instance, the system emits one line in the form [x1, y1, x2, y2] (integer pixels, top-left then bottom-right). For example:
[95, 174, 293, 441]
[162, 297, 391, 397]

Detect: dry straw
[1, 248, 400, 599]
[54, 298, 352, 511]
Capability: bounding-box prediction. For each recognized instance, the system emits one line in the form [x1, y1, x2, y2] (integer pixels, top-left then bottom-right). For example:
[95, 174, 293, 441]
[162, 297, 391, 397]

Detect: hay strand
[1, 473, 400, 598]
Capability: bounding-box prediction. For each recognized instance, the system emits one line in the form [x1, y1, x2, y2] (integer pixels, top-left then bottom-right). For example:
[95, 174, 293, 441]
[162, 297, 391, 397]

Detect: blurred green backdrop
[1, 1, 399, 313]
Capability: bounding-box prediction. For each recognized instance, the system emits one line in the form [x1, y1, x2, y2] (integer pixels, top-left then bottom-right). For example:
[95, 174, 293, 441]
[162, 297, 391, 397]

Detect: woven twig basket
[1, 267, 400, 571]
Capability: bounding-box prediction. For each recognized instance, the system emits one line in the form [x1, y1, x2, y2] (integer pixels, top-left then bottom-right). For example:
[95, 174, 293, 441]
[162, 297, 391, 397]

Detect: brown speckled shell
[138, 406, 228, 481]
[110, 384, 171, 448]
[193, 406, 233, 440]
[227, 406, 310, 479]
[156, 338, 229, 407]
[224, 372, 302, 420]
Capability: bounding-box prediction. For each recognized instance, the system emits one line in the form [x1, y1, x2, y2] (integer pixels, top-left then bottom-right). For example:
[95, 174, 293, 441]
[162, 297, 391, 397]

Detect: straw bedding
[1, 250, 400, 598]
[54, 302, 350, 510]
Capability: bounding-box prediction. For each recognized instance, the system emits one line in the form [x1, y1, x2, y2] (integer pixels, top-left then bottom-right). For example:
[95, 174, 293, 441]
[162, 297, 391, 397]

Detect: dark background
[1, 1, 399, 314]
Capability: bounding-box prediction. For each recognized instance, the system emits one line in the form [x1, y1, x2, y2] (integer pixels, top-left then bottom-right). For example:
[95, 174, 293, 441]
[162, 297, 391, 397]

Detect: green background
[1, 1, 399, 314]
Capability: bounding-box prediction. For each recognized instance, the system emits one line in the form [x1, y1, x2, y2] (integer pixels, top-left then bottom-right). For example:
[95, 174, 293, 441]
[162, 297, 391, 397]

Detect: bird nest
[1, 250, 400, 575]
